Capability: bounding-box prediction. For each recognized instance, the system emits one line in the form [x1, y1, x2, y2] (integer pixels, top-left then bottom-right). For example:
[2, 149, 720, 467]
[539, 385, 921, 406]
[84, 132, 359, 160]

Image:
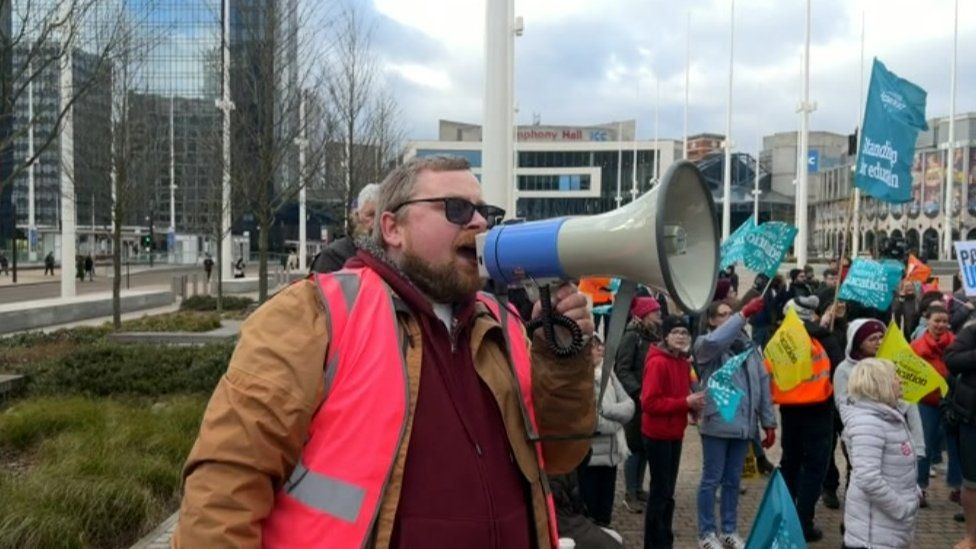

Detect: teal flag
[720, 218, 755, 269]
[742, 222, 798, 278]
[855, 58, 928, 203]
[746, 469, 807, 549]
[706, 350, 749, 423]
[838, 258, 904, 310]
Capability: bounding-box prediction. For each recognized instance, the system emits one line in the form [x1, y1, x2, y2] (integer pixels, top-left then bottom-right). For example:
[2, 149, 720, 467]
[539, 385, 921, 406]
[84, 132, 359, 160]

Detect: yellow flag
[876, 320, 950, 403]
[763, 307, 813, 392]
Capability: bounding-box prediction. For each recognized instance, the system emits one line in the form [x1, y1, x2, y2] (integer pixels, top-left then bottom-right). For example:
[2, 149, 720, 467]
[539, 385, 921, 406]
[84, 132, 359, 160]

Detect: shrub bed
[117, 311, 222, 333]
[180, 295, 253, 312]
[11, 342, 232, 398]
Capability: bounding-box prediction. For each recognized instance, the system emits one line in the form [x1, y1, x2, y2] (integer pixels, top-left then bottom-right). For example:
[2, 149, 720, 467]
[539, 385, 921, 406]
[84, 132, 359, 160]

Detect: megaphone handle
[526, 284, 585, 358]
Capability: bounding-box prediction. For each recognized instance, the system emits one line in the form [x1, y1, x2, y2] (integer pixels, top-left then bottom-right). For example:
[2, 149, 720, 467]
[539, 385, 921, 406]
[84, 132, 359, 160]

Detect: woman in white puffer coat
[578, 335, 634, 528]
[841, 358, 920, 549]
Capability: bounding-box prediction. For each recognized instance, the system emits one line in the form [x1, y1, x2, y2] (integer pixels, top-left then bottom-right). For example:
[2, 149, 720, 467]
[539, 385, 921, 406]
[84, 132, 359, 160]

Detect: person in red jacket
[910, 302, 962, 506]
[641, 315, 706, 549]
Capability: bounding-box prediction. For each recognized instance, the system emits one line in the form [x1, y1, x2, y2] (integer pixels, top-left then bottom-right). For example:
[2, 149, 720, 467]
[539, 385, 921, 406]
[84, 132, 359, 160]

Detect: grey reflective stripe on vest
[284, 461, 366, 523]
[322, 273, 363, 399]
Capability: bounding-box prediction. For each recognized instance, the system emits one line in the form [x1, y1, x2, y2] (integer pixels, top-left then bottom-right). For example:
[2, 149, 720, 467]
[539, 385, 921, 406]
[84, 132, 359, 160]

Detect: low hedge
[117, 311, 222, 333]
[180, 295, 254, 312]
[13, 342, 232, 398]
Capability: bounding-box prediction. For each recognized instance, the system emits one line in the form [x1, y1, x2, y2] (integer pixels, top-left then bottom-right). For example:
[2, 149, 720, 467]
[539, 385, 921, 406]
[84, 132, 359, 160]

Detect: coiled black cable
[525, 284, 585, 357]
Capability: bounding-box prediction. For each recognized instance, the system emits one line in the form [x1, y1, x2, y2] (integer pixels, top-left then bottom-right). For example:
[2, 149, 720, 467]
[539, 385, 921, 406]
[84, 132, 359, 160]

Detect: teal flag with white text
[855, 58, 928, 203]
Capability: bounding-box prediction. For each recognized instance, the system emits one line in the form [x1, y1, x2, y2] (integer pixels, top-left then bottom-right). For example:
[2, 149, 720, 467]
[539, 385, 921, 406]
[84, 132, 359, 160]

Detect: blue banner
[720, 218, 755, 270]
[742, 222, 798, 278]
[707, 350, 749, 423]
[745, 469, 806, 549]
[854, 58, 928, 203]
[838, 258, 905, 310]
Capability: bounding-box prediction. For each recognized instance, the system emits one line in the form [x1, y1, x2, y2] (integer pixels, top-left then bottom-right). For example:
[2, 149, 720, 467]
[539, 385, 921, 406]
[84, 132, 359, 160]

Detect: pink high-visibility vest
[262, 267, 557, 548]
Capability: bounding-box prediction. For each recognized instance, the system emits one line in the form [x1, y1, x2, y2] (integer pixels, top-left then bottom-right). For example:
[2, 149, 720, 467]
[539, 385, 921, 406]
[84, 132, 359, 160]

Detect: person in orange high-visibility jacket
[766, 297, 845, 542]
[173, 156, 597, 549]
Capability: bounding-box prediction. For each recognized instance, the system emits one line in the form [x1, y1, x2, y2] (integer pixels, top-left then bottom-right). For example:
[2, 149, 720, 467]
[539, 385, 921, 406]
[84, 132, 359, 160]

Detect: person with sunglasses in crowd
[174, 156, 598, 548]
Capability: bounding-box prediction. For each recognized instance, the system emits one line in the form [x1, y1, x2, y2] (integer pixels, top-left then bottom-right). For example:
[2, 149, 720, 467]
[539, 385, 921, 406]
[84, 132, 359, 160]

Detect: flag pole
[942, 0, 958, 260]
[852, 11, 864, 258]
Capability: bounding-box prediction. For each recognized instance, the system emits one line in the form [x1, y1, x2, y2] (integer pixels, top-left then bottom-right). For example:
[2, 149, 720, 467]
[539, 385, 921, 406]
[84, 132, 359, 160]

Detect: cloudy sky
[358, 0, 975, 151]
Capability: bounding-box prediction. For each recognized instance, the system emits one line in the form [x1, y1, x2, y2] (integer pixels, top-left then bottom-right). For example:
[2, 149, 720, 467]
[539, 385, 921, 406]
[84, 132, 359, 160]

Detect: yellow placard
[763, 307, 813, 392]
[876, 320, 949, 403]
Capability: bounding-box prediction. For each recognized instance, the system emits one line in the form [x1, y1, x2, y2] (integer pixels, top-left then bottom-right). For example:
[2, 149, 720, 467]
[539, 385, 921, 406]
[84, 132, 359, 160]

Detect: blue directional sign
[808, 150, 820, 173]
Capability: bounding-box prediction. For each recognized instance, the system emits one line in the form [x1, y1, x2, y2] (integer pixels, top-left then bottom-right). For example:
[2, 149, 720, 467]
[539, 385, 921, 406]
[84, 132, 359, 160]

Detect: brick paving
[609, 425, 967, 548]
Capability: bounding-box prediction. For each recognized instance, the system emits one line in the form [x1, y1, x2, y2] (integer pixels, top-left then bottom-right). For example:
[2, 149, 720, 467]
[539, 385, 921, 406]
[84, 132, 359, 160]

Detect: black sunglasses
[391, 197, 506, 227]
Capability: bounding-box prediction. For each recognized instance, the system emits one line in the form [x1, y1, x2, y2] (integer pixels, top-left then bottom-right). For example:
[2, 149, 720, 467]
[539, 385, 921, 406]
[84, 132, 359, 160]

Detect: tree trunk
[215, 230, 223, 314]
[112, 198, 122, 329]
[258, 216, 270, 302]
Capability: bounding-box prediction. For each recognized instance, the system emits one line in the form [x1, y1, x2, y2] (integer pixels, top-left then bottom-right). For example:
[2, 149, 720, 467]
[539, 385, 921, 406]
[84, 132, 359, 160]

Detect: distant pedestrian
[0, 252, 8, 276]
[75, 255, 84, 281]
[203, 254, 214, 282]
[233, 257, 245, 279]
[84, 254, 94, 281]
[44, 252, 55, 275]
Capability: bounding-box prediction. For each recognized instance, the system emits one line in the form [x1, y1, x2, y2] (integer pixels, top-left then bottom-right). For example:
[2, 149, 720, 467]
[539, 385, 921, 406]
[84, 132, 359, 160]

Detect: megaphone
[477, 160, 718, 314]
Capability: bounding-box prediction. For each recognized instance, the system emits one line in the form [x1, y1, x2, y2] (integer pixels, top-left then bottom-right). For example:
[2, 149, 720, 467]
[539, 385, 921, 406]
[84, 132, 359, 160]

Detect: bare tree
[325, 3, 377, 236]
[229, 0, 334, 302]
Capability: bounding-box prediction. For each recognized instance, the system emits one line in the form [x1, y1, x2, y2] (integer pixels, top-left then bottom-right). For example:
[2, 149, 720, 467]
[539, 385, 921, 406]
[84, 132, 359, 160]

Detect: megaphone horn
[477, 160, 719, 314]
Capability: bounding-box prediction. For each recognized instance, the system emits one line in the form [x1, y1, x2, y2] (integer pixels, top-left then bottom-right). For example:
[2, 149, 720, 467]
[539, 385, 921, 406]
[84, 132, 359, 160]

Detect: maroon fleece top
[353, 251, 533, 549]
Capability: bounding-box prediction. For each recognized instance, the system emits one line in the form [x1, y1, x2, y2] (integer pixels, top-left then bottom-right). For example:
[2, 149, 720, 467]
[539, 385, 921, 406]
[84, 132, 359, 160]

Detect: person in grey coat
[579, 335, 635, 527]
[834, 318, 926, 460]
[693, 298, 777, 549]
[841, 358, 920, 549]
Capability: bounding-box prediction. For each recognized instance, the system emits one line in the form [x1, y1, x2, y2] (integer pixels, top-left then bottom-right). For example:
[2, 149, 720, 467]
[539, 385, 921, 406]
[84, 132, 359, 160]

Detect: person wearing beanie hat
[834, 318, 926, 485]
[640, 314, 701, 548]
[616, 298, 664, 514]
[783, 295, 820, 323]
[630, 296, 661, 322]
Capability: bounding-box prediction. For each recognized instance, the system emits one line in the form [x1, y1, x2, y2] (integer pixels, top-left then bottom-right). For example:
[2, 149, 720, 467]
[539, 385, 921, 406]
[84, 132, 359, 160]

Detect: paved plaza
[134, 422, 967, 548]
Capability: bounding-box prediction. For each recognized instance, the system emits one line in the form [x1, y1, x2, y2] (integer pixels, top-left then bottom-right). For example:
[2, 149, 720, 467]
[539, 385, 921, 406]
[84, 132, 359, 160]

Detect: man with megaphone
[174, 155, 598, 549]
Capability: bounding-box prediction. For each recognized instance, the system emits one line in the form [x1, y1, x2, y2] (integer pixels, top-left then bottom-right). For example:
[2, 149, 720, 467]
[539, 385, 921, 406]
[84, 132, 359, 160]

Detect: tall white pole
[753, 147, 761, 221]
[169, 95, 176, 234]
[722, 0, 734, 240]
[795, 0, 812, 267]
[616, 122, 623, 207]
[631, 83, 639, 200]
[27, 61, 36, 261]
[683, 12, 690, 160]
[852, 12, 864, 258]
[217, 0, 235, 281]
[483, 0, 515, 215]
[942, 0, 958, 260]
[654, 79, 660, 182]
[297, 93, 308, 271]
[59, 1, 76, 298]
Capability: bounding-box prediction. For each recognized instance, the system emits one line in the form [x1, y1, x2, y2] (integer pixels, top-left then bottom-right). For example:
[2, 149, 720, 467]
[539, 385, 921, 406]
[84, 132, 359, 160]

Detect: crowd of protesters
[568, 255, 976, 549]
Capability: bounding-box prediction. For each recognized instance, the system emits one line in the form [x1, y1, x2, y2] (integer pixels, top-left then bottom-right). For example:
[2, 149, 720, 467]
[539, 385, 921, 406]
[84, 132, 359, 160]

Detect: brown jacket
[174, 279, 596, 548]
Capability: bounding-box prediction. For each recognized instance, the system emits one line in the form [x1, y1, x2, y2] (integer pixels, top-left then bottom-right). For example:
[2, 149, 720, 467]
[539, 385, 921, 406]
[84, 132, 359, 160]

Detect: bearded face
[401, 229, 483, 303]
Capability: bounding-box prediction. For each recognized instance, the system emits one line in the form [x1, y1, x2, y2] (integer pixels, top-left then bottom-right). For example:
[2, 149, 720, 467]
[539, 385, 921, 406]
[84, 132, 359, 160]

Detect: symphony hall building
[403, 120, 681, 220]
